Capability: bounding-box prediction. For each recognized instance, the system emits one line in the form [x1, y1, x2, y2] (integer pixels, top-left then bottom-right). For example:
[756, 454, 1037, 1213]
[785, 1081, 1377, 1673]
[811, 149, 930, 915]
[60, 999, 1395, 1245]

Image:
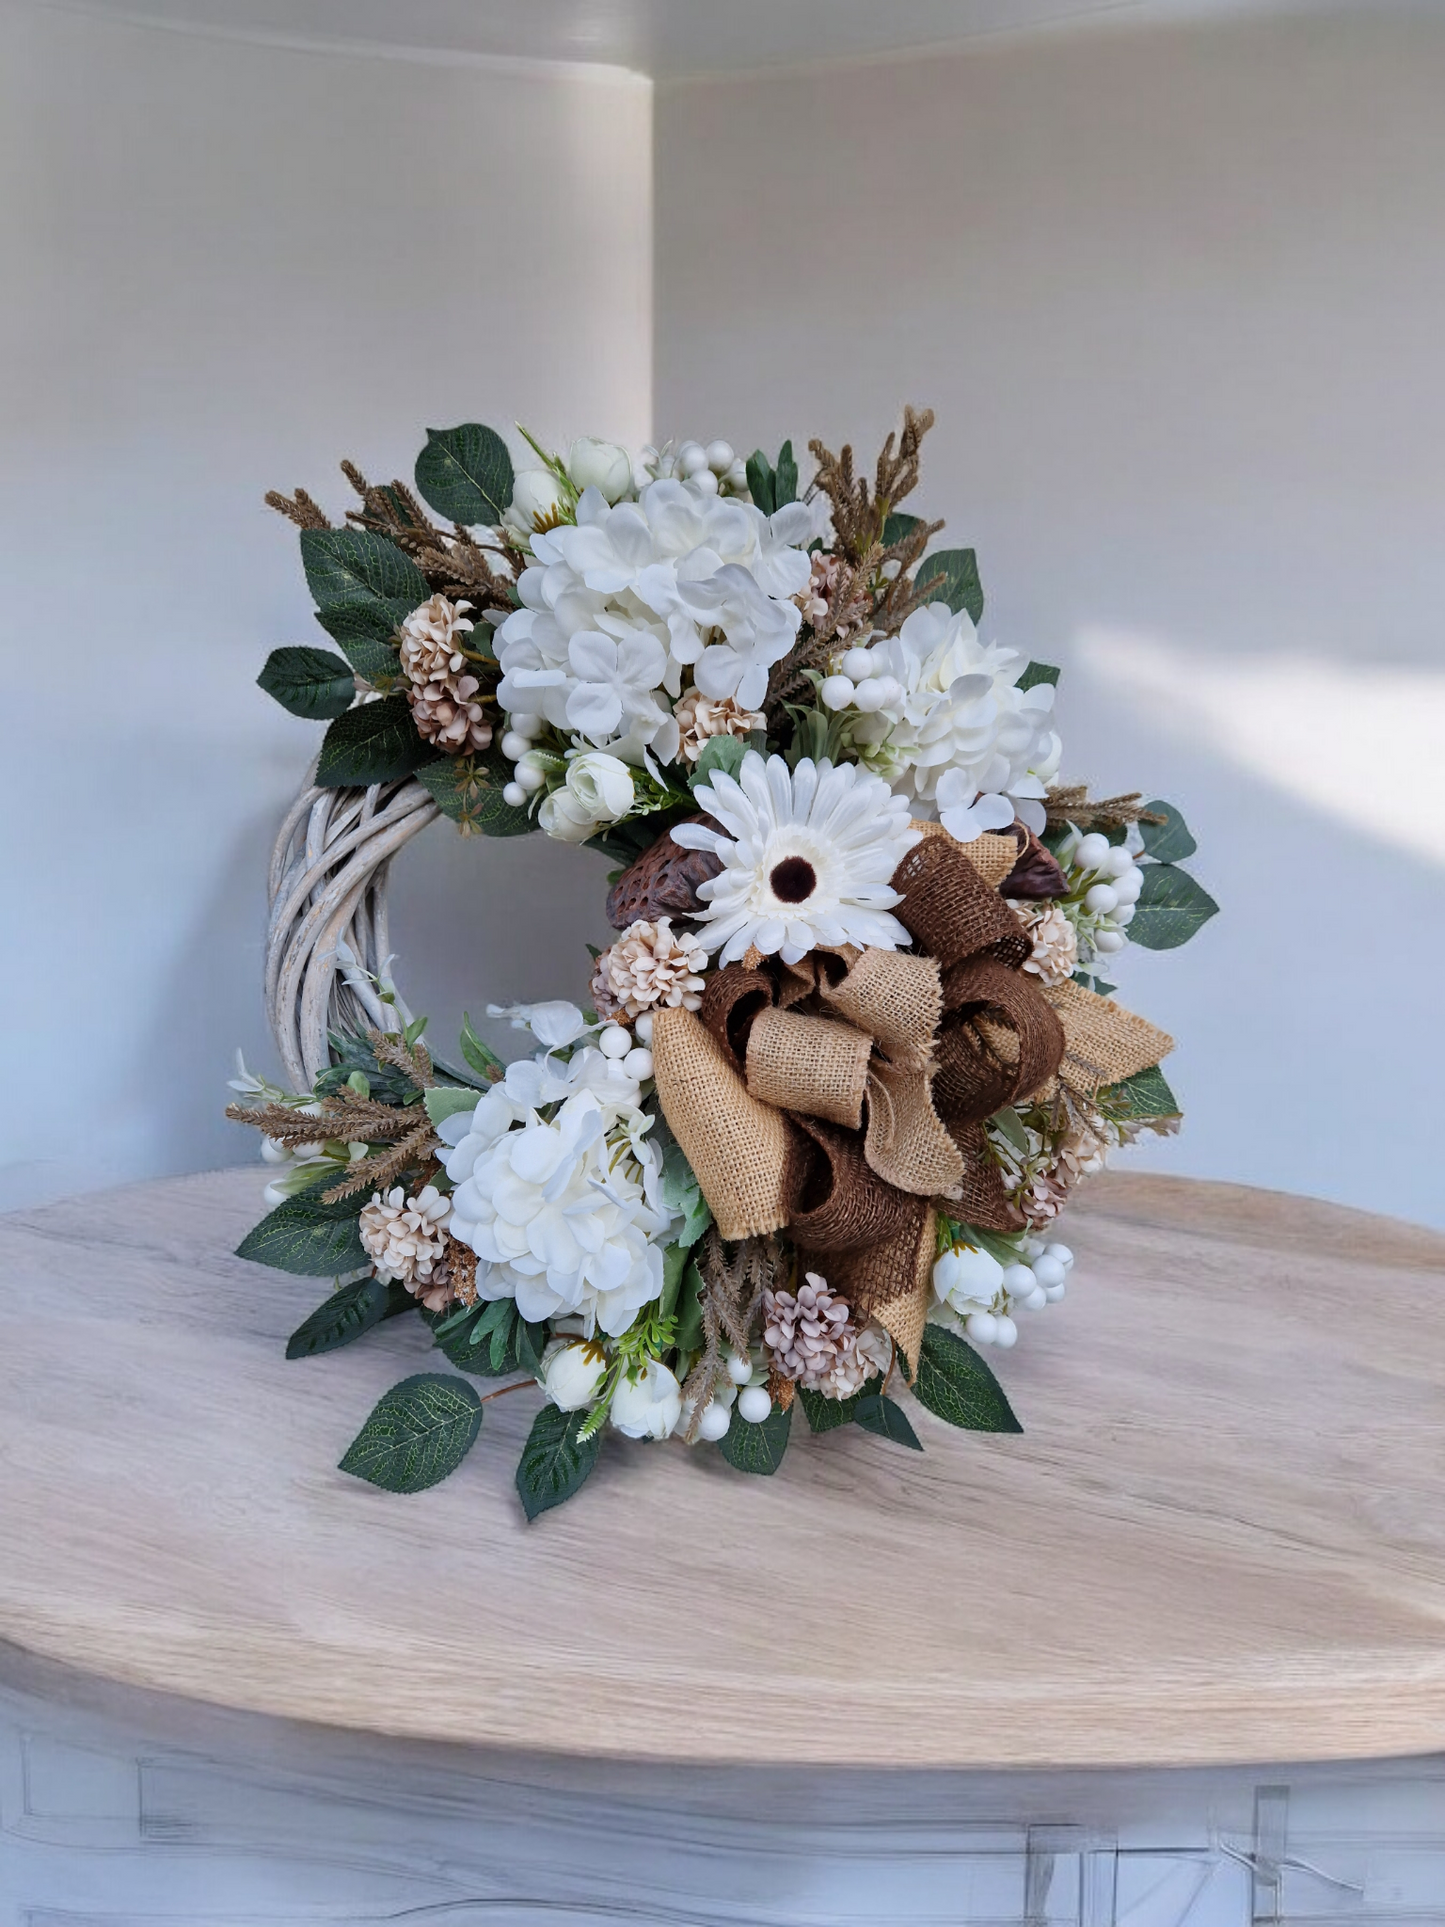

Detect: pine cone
[763, 1273, 892, 1400]
[605, 818, 722, 930]
[359, 1185, 452, 1308]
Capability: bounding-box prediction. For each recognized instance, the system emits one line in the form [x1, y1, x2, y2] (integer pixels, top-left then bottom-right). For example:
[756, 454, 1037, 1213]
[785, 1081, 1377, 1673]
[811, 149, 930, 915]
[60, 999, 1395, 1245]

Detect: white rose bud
[537, 786, 600, 843]
[609, 1359, 683, 1440]
[566, 751, 635, 825]
[566, 437, 634, 505]
[542, 1339, 607, 1412]
[504, 467, 566, 536]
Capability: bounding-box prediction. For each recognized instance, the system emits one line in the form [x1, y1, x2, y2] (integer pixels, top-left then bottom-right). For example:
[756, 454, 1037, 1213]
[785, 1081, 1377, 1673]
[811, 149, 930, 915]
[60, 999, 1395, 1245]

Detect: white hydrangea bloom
[442, 1087, 675, 1337]
[852, 603, 1062, 835]
[494, 479, 813, 761]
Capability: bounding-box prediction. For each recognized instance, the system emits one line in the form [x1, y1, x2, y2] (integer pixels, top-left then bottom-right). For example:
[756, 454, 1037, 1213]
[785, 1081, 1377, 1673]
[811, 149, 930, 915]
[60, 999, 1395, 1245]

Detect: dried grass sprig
[224, 1095, 428, 1146]
[1045, 787, 1166, 831]
[366, 1026, 434, 1092]
[264, 488, 331, 531]
[319, 1119, 438, 1202]
[807, 404, 936, 564]
[679, 1229, 781, 1443]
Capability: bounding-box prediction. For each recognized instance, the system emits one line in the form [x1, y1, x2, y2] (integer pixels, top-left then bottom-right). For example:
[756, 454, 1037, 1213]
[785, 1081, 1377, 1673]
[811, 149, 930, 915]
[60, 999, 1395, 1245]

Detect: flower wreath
[229, 409, 1217, 1517]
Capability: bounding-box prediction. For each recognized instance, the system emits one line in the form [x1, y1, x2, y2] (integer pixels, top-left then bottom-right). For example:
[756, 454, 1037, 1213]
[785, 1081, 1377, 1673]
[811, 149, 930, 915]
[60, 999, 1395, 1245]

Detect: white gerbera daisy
[671, 752, 920, 966]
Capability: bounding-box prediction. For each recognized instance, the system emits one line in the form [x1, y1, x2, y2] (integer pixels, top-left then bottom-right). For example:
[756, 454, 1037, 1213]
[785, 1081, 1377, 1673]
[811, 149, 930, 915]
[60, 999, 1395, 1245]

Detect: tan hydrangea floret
[1011, 900, 1078, 988]
[358, 1185, 452, 1309]
[673, 688, 765, 763]
[397, 594, 493, 754]
[408, 683, 493, 754]
[593, 917, 708, 1021]
[762, 1272, 892, 1401]
[398, 594, 475, 687]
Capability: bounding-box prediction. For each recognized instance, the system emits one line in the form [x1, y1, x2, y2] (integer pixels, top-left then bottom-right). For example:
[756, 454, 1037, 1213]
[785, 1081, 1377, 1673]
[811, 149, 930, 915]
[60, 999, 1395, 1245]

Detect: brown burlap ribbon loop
[890, 834, 1032, 973]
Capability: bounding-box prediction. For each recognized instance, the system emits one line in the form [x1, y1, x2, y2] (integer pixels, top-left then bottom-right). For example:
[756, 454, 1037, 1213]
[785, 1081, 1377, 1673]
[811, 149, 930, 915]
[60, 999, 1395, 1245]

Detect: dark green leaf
[988, 1106, 1029, 1154]
[258, 646, 356, 720]
[300, 528, 428, 615]
[854, 1393, 923, 1451]
[314, 1027, 420, 1106]
[718, 1401, 792, 1475]
[690, 732, 747, 794]
[1127, 863, 1219, 950]
[314, 600, 409, 685]
[881, 511, 921, 549]
[675, 1258, 706, 1354]
[414, 423, 514, 526]
[516, 1404, 600, 1520]
[459, 1012, 506, 1083]
[658, 1242, 690, 1325]
[774, 439, 798, 507]
[236, 1187, 367, 1276]
[316, 694, 432, 787]
[914, 1325, 1022, 1433]
[915, 547, 984, 624]
[1138, 799, 1198, 864]
[426, 1300, 543, 1378]
[414, 747, 534, 836]
[745, 449, 776, 516]
[1098, 1062, 1181, 1122]
[798, 1378, 880, 1433]
[1017, 661, 1061, 692]
[285, 1275, 414, 1359]
[339, 1373, 482, 1493]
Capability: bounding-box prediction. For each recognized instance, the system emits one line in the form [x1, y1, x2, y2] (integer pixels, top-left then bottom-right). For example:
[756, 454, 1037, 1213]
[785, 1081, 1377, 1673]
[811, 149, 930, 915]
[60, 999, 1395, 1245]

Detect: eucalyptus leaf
[718, 1401, 792, 1475]
[300, 528, 428, 615]
[1017, 661, 1061, 692]
[881, 511, 921, 548]
[316, 694, 433, 787]
[423, 1086, 479, 1127]
[914, 1325, 1022, 1433]
[1128, 863, 1219, 950]
[516, 1404, 601, 1520]
[236, 1187, 367, 1276]
[414, 423, 514, 526]
[915, 547, 983, 624]
[285, 1275, 414, 1359]
[338, 1373, 482, 1493]
[854, 1393, 923, 1451]
[258, 646, 356, 720]
[689, 733, 747, 794]
[1139, 799, 1198, 864]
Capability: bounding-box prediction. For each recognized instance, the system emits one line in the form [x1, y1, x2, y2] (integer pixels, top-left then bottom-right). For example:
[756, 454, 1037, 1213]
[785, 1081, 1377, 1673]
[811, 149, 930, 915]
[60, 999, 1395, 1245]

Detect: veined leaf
[854, 1392, 923, 1451]
[914, 1325, 1022, 1433]
[414, 749, 534, 836]
[316, 694, 432, 787]
[718, 1401, 792, 1475]
[236, 1187, 367, 1276]
[1138, 799, 1198, 864]
[881, 510, 921, 548]
[339, 1373, 482, 1493]
[258, 646, 355, 720]
[285, 1275, 414, 1359]
[414, 423, 514, 526]
[1099, 1062, 1181, 1122]
[798, 1378, 881, 1433]
[915, 547, 983, 624]
[516, 1405, 600, 1520]
[1128, 863, 1219, 950]
[314, 601, 409, 685]
[300, 528, 428, 615]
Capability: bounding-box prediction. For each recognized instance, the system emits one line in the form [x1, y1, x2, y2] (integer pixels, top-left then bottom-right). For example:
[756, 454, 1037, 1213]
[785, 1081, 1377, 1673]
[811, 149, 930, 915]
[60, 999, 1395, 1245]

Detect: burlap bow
[652, 825, 1172, 1370]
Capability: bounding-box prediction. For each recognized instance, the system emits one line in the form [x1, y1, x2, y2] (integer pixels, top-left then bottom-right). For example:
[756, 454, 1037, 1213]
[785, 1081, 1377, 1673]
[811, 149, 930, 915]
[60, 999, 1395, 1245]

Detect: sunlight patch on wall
[1075, 629, 1445, 867]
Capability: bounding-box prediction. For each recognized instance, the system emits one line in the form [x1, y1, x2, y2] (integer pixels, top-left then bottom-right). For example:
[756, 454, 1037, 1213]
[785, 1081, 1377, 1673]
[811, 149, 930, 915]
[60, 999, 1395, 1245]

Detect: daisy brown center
[769, 855, 817, 903]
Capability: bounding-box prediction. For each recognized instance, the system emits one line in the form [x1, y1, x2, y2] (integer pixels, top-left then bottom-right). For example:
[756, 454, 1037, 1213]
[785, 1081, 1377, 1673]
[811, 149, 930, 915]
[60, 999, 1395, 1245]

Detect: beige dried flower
[596, 917, 708, 1019]
[398, 594, 475, 689]
[359, 1185, 452, 1308]
[763, 1273, 892, 1401]
[408, 679, 494, 754]
[1011, 900, 1078, 988]
[673, 688, 765, 763]
[795, 549, 870, 643]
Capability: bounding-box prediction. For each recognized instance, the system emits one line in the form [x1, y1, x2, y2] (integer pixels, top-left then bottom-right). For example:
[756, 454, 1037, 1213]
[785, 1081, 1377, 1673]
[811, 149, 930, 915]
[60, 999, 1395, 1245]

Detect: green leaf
[516, 1404, 601, 1520]
[689, 732, 748, 794]
[774, 439, 798, 507]
[316, 694, 432, 787]
[300, 528, 428, 615]
[1099, 1062, 1181, 1122]
[258, 646, 356, 720]
[414, 423, 514, 526]
[798, 1379, 880, 1433]
[314, 601, 409, 686]
[915, 547, 984, 624]
[285, 1275, 414, 1359]
[988, 1106, 1030, 1154]
[236, 1186, 367, 1276]
[745, 449, 776, 516]
[1017, 661, 1061, 692]
[943, 1220, 1025, 1269]
[314, 1027, 420, 1107]
[1138, 799, 1198, 864]
[675, 1258, 706, 1354]
[914, 1325, 1022, 1433]
[427, 1301, 545, 1378]
[718, 1401, 792, 1475]
[658, 1241, 691, 1325]
[423, 1086, 479, 1127]
[881, 511, 921, 549]
[1128, 863, 1219, 950]
[854, 1392, 924, 1451]
[459, 1012, 506, 1083]
[339, 1373, 482, 1493]
[414, 748, 534, 836]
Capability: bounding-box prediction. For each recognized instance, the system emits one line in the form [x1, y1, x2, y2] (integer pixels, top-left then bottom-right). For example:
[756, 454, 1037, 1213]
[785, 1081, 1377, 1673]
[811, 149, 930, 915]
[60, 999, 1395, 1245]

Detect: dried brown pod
[605, 818, 722, 931]
[1001, 826, 1069, 900]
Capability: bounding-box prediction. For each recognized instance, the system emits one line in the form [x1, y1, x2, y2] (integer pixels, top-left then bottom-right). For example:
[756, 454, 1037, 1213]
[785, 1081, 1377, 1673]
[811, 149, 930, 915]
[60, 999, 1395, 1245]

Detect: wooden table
[2, 1167, 1444, 1923]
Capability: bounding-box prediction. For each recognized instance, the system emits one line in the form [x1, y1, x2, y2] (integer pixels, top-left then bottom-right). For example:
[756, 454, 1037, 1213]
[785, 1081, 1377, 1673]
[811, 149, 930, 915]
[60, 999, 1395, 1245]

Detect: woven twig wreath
[230, 411, 1213, 1515]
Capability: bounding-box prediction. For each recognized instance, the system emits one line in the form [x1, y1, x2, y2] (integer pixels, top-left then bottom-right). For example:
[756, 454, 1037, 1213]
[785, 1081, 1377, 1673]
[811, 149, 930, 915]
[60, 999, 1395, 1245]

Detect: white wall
[656, 11, 1445, 1228]
[0, 5, 651, 1207]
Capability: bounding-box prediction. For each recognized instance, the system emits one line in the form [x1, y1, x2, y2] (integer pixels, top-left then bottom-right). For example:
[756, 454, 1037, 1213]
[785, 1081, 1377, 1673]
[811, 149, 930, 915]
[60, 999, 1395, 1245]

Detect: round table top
[2, 1166, 1443, 1770]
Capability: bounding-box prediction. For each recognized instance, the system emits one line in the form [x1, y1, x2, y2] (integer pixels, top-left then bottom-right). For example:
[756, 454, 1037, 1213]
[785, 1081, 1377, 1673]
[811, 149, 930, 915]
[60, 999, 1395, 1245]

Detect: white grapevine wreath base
[265, 765, 438, 1092]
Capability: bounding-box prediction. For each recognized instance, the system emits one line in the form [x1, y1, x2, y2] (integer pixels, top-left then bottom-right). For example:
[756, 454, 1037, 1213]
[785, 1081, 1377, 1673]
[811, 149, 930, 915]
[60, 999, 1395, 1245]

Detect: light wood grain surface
[2, 1167, 1443, 1770]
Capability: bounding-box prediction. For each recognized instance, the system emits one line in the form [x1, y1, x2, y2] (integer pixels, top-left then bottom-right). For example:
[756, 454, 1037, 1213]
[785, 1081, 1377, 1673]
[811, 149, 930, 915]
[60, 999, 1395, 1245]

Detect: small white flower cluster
[1056, 829, 1146, 969]
[931, 1236, 1075, 1348]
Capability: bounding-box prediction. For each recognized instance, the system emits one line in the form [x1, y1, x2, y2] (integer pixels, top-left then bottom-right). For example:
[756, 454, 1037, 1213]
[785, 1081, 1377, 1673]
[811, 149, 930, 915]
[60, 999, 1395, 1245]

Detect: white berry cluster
[819, 642, 906, 717]
[652, 437, 751, 498]
[931, 1236, 1075, 1349]
[1057, 829, 1146, 966]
